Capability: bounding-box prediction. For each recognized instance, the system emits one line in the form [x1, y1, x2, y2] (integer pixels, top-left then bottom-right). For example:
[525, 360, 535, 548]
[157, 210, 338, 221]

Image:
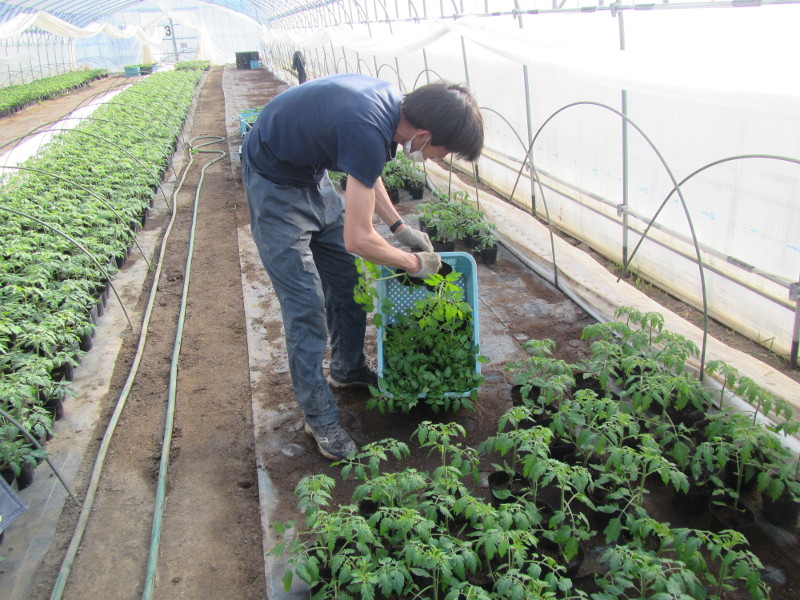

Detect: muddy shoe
[303, 421, 358, 460]
[326, 367, 378, 390]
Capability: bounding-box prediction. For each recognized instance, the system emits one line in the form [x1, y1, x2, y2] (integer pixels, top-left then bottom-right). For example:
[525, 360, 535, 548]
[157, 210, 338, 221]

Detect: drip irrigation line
[47, 134, 209, 600]
[0, 407, 79, 506]
[0, 164, 153, 270]
[142, 136, 226, 600]
[0, 205, 133, 330]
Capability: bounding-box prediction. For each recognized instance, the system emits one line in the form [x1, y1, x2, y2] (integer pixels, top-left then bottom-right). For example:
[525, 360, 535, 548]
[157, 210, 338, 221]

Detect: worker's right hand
[410, 252, 443, 279]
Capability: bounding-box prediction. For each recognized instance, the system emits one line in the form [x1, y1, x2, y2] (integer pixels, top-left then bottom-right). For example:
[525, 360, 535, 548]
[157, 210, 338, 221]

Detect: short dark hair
[401, 81, 484, 162]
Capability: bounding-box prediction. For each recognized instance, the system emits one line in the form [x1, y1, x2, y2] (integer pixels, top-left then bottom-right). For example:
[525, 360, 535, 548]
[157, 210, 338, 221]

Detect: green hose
[142, 137, 226, 600]
[49, 135, 225, 600]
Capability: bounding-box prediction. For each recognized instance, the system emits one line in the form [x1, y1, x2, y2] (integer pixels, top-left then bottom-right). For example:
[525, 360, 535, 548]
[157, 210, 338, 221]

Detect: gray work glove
[410, 252, 443, 279]
[394, 225, 434, 252]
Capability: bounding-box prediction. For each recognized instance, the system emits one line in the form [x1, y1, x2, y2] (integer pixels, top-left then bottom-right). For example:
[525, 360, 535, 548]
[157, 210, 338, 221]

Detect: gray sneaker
[326, 367, 378, 390]
[304, 421, 358, 460]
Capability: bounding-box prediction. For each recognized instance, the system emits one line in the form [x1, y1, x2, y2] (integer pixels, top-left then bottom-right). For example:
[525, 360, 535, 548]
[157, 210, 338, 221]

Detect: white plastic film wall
[264, 2, 800, 358]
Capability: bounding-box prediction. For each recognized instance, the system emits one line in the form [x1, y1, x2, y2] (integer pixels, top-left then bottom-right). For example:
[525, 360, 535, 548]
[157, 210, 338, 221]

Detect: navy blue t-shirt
[243, 74, 402, 188]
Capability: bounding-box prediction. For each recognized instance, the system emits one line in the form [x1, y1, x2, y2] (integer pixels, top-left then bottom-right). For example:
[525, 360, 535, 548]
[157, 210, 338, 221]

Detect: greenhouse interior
[1, 0, 799, 598]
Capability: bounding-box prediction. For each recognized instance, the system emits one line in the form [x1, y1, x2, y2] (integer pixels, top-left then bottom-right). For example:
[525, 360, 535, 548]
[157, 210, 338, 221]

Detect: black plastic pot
[396, 262, 453, 289]
[672, 476, 712, 515]
[432, 239, 455, 252]
[44, 396, 65, 421]
[388, 187, 400, 204]
[476, 244, 498, 265]
[487, 470, 528, 507]
[573, 371, 606, 397]
[762, 490, 800, 528]
[666, 404, 707, 429]
[418, 218, 436, 239]
[16, 461, 35, 490]
[549, 437, 577, 461]
[406, 181, 424, 200]
[358, 498, 381, 520]
[709, 498, 756, 533]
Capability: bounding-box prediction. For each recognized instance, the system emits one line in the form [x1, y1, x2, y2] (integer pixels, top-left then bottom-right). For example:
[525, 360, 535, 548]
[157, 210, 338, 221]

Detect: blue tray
[376, 251, 480, 397]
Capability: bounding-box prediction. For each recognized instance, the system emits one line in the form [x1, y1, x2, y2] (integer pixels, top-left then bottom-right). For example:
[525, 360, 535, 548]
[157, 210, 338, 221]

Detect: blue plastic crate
[238, 108, 261, 135]
[376, 251, 480, 397]
[250, 60, 261, 69]
[123, 66, 140, 77]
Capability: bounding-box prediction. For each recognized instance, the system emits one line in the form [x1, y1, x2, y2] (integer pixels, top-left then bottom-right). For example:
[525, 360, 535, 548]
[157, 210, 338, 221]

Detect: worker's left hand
[394, 224, 434, 252]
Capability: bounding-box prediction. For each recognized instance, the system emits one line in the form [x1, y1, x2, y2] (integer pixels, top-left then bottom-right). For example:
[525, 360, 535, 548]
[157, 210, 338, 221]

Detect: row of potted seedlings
[329, 149, 428, 203]
[0, 64, 209, 489]
[272, 306, 797, 599]
[0, 68, 108, 117]
[418, 191, 500, 265]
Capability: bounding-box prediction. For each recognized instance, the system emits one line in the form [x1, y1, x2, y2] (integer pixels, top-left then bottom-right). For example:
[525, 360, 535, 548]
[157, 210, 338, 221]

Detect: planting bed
[1, 66, 798, 600]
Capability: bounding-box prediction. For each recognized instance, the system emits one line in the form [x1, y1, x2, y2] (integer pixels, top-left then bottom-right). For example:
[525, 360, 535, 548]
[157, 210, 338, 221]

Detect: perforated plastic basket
[376, 251, 480, 397]
[239, 108, 261, 135]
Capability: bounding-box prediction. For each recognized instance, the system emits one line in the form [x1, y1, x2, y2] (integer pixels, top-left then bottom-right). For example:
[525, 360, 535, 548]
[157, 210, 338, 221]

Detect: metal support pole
[515, 1, 537, 216]
[169, 18, 180, 63]
[791, 279, 800, 369]
[617, 7, 631, 266]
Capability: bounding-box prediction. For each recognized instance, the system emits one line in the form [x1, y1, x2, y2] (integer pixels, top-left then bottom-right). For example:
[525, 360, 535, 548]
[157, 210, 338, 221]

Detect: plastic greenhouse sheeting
[264, 4, 800, 358]
[0, 3, 261, 73]
[1, 1, 798, 357]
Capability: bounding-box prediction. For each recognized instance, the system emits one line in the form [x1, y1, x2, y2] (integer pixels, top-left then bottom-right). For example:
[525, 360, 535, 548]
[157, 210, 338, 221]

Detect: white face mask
[403, 134, 429, 163]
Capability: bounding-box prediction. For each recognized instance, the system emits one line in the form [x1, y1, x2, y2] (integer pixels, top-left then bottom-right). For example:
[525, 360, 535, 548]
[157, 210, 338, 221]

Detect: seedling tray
[376, 251, 480, 398]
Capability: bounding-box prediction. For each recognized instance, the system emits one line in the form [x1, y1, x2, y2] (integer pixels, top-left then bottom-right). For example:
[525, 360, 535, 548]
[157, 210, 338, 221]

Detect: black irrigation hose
[0, 205, 133, 329]
[0, 407, 79, 506]
[1, 164, 153, 271]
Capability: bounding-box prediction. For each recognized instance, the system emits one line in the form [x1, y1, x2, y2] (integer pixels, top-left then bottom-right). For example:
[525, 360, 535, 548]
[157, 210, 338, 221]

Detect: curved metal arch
[0, 128, 172, 211]
[411, 68, 446, 90]
[1, 164, 153, 270]
[623, 153, 800, 281]
[506, 100, 710, 374]
[355, 57, 376, 78]
[0, 205, 133, 330]
[334, 55, 355, 74]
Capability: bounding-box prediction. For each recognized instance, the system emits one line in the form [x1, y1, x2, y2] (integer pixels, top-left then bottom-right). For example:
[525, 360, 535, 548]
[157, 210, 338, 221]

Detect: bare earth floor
[0, 66, 797, 600]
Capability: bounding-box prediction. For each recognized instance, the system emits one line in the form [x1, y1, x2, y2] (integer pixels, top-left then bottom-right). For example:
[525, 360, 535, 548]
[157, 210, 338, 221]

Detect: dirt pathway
[26, 67, 265, 599]
[0, 74, 126, 152]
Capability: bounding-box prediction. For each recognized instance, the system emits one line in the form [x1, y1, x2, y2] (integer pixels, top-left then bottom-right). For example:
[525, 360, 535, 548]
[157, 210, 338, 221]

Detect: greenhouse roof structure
[0, 1, 280, 26]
